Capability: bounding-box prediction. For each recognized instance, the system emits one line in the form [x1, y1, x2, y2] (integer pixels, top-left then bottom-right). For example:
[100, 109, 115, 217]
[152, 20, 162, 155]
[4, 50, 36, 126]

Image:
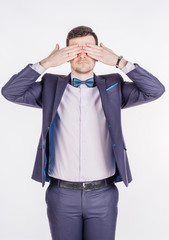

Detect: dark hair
[66, 25, 98, 46]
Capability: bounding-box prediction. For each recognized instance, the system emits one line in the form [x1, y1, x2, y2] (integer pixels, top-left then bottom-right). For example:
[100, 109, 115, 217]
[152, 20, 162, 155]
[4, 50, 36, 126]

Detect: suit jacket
[1, 63, 165, 187]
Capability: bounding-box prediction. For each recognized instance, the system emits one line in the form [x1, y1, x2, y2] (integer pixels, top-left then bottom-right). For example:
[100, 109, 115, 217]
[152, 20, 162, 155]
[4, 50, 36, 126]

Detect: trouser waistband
[50, 175, 116, 191]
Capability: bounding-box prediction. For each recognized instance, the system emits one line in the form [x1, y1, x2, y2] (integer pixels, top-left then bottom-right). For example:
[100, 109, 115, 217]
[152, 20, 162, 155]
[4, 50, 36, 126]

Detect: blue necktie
[73, 77, 94, 88]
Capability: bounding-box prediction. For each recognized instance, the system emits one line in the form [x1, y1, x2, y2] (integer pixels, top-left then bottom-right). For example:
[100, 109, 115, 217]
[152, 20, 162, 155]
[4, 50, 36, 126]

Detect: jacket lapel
[51, 73, 71, 124]
[94, 73, 112, 124]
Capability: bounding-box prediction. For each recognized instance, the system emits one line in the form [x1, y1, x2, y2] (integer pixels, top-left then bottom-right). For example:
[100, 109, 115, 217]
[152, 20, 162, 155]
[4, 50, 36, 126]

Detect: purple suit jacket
[1, 63, 165, 187]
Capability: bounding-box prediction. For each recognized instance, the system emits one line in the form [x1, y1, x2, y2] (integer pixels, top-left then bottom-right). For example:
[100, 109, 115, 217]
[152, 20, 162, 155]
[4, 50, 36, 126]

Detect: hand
[40, 44, 83, 69]
[83, 43, 128, 69]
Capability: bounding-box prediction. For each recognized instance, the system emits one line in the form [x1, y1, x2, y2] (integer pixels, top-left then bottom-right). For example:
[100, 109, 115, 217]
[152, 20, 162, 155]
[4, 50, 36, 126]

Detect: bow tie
[73, 77, 94, 88]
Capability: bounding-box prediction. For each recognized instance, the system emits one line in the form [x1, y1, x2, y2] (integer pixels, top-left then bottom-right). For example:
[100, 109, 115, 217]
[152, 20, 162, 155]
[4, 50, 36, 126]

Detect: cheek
[70, 59, 77, 65]
[72, 56, 79, 62]
[90, 59, 96, 65]
[87, 55, 96, 62]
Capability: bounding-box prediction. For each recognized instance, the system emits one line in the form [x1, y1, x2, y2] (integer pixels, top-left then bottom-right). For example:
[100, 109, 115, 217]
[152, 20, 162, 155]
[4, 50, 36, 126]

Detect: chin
[75, 67, 92, 74]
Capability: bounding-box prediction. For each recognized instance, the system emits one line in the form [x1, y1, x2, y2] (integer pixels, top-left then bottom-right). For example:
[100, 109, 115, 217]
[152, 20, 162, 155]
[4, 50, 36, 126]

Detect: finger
[64, 49, 83, 60]
[65, 49, 83, 61]
[100, 42, 112, 52]
[84, 48, 102, 58]
[85, 43, 101, 50]
[86, 53, 100, 61]
[66, 47, 83, 55]
[83, 46, 103, 56]
[83, 46, 100, 50]
[87, 43, 110, 53]
[66, 53, 79, 61]
[63, 47, 83, 58]
[83, 47, 101, 55]
[62, 44, 80, 51]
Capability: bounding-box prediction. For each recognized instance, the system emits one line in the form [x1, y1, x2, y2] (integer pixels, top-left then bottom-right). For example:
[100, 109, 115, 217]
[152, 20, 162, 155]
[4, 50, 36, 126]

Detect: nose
[78, 49, 87, 58]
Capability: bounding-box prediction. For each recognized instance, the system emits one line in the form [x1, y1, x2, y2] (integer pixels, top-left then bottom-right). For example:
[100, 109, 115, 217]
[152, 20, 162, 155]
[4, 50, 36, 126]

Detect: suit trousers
[45, 179, 119, 240]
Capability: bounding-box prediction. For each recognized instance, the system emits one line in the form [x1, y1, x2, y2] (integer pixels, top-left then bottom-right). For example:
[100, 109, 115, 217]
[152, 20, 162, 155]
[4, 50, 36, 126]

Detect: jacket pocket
[106, 82, 118, 92]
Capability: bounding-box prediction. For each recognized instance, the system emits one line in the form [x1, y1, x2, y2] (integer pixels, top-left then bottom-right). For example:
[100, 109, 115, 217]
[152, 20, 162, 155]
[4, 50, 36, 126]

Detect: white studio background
[0, 0, 169, 239]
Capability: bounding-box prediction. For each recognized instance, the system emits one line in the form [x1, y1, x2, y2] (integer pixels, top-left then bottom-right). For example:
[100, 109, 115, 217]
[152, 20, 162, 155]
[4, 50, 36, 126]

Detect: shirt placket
[79, 85, 87, 181]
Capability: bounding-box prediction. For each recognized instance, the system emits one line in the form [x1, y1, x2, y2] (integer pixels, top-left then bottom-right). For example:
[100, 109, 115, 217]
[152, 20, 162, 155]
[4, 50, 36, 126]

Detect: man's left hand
[83, 43, 128, 69]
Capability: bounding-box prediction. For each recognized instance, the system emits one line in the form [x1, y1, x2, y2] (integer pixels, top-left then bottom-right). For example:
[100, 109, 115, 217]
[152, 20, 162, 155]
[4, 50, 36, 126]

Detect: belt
[50, 175, 116, 191]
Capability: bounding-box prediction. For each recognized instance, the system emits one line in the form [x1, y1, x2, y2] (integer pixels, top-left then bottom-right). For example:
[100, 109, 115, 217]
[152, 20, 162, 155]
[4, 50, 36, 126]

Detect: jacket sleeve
[120, 63, 165, 109]
[1, 64, 44, 108]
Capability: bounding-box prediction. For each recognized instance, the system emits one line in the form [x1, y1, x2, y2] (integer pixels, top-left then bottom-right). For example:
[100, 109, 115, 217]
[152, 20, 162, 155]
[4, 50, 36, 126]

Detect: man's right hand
[39, 44, 83, 70]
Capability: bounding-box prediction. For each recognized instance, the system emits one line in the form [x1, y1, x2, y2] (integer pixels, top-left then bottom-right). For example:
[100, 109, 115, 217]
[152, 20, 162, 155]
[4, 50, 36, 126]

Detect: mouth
[78, 61, 88, 64]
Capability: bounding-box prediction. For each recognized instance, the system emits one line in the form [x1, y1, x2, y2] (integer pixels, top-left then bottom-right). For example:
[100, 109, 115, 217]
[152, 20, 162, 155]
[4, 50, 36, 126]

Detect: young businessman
[1, 26, 165, 240]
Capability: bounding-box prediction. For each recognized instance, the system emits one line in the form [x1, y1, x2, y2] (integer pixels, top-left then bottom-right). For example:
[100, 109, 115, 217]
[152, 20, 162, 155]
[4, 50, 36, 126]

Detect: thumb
[100, 42, 105, 47]
[55, 43, 59, 50]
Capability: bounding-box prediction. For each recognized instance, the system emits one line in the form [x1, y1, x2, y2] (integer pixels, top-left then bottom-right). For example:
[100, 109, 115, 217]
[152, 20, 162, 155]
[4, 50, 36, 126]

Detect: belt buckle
[82, 181, 92, 190]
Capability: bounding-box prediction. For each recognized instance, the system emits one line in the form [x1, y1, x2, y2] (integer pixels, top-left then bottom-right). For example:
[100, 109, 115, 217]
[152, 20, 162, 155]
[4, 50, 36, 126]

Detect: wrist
[118, 58, 128, 70]
[39, 58, 50, 70]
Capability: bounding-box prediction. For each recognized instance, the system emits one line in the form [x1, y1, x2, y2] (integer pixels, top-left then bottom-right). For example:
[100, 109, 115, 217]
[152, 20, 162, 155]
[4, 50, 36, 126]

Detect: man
[1, 26, 165, 240]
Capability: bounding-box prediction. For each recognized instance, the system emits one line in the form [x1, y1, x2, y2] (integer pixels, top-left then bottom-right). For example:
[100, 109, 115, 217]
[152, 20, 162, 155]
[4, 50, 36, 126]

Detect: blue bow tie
[73, 77, 94, 88]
